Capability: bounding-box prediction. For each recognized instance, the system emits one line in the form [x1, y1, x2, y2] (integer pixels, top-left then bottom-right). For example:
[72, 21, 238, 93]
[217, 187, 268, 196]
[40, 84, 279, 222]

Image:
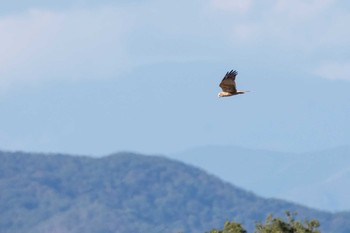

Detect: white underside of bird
[218, 91, 248, 97]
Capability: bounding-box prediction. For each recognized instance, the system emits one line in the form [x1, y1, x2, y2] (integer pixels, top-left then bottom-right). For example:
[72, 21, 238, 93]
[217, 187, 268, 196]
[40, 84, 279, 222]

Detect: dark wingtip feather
[223, 69, 238, 80]
[228, 69, 238, 76]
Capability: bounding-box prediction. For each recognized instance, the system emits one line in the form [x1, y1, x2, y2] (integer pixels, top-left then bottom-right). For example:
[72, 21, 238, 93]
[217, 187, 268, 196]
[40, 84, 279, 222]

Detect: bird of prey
[218, 70, 249, 97]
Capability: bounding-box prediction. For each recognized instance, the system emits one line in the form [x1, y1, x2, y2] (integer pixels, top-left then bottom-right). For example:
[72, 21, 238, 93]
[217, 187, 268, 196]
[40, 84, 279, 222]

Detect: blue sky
[1, 0, 350, 156]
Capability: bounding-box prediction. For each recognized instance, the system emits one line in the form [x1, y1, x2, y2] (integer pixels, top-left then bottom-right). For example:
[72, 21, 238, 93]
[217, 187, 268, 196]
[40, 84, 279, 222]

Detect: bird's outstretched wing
[219, 70, 237, 93]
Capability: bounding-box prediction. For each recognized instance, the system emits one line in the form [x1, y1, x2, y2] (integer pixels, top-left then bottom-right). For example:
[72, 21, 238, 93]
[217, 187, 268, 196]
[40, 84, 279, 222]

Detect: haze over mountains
[171, 145, 350, 212]
[1, 150, 350, 233]
[1, 0, 350, 157]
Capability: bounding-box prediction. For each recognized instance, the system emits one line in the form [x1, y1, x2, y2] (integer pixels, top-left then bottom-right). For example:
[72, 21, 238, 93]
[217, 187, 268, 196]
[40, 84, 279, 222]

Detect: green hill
[0, 151, 349, 233]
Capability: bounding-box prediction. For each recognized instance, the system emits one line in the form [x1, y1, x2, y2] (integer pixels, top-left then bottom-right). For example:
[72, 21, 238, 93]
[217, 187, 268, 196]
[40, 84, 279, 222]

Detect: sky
[0, 0, 350, 156]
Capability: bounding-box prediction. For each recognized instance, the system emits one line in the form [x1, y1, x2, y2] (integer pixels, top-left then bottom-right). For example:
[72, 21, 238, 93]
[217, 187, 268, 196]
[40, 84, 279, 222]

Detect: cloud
[1, 0, 349, 92]
[274, 0, 335, 19]
[0, 6, 131, 91]
[0, 10, 58, 77]
[211, 0, 253, 13]
[314, 61, 350, 81]
[210, 0, 350, 53]
[0, 1, 223, 92]
[231, 23, 257, 43]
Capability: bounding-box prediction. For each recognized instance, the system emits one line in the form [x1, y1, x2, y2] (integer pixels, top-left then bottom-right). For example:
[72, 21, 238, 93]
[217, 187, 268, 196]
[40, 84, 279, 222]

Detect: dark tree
[255, 212, 320, 233]
[208, 221, 247, 233]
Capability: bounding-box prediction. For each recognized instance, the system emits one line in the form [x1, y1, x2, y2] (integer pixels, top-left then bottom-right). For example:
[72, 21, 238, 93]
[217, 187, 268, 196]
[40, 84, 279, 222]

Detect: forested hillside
[1, 151, 350, 233]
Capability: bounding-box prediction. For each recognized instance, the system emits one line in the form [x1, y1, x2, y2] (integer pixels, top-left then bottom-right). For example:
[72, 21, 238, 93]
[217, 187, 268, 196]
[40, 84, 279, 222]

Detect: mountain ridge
[170, 145, 350, 211]
[1, 150, 350, 233]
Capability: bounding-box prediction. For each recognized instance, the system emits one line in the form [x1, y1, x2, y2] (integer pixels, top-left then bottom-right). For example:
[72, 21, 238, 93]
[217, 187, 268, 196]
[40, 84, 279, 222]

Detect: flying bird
[218, 70, 249, 97]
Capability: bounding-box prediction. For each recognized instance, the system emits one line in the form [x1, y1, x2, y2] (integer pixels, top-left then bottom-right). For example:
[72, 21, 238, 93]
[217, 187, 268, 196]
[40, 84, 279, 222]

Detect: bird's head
[218, 92, 223, 97]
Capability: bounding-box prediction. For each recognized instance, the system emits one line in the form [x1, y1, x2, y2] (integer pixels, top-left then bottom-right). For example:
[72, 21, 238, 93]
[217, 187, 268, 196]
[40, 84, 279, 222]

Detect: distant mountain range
[170, 145, 350, 212]
[1, 150, 350, 233]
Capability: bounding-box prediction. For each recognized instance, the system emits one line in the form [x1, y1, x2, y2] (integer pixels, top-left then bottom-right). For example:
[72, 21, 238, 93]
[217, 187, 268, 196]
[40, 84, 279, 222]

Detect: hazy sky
[1, 0, 350, 156]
